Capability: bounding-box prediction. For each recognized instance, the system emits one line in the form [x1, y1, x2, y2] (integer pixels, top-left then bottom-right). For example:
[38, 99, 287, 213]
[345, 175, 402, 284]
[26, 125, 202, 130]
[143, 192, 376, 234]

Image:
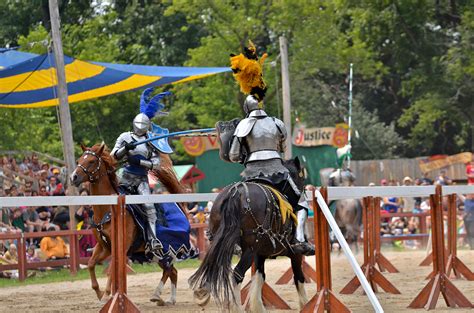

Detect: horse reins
[78, 150, 114, 184]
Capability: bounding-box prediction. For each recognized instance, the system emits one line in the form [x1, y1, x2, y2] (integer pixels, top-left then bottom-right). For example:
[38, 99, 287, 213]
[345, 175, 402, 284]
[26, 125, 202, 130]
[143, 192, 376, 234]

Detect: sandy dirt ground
[0, 250, 473, 312]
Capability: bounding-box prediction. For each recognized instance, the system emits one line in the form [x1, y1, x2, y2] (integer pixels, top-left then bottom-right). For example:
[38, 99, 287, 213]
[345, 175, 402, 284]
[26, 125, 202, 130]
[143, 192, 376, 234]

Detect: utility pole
[347, 63, 353, 168]
[279, 36, 292, 159]
[49, 0, 77, 229]
[49, 0, 76, 176]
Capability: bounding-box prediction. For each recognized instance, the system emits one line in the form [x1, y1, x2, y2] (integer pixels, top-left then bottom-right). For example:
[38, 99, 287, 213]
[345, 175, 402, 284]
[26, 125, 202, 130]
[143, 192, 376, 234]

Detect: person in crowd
[380, 179, 388, 186]
[382, 195, 400, 213]
[436, 169, 452, 185]
[459, 193, 474, 250]
[0, 243, 18, 279]
[466, 155, 474, 185]
[51, 206, 70, 230]
[26, 244, 41, 263]
[421, 172, 434, 185]
[40, 226, 69, 260]
[36, 206, 59, 231]
[23, 206, 42, 233]
[38, 185, 49, 196]
[30, 154, 41, 172]
[75, 188, 93, 228]
[18, 156, 30, 172]
[401, 176, 416, 212]
[46, 176, 64, 196]
[10, 208, 25, 232]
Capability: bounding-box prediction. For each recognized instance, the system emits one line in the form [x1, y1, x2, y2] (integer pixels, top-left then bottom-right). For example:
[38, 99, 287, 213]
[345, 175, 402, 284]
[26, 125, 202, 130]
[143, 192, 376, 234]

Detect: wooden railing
[0, 223, 209, 281]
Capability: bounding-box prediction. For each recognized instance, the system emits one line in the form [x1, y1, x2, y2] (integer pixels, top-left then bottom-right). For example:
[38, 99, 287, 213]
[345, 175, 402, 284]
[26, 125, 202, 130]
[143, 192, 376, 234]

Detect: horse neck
[89, 172, 116, 222]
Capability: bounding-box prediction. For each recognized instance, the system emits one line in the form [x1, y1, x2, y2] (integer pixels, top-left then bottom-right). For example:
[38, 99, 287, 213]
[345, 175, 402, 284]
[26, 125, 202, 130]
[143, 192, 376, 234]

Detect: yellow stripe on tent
[0, 74, 161, 108]
[171, 73, 221, 85]
[0, 60, 105, 93]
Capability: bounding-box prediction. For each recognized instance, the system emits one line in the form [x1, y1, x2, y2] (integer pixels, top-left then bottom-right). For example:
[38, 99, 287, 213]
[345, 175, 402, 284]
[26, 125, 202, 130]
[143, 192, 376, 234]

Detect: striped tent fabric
[0, 51, 230, 108]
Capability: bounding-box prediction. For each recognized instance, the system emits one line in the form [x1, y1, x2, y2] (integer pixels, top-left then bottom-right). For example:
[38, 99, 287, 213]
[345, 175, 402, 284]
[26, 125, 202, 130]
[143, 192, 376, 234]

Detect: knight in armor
[111, 88, 171, 253]
[228, 95, 315, 256]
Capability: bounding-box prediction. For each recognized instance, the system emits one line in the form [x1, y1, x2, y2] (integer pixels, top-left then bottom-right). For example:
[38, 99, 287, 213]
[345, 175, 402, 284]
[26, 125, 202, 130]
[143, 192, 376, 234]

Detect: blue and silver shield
[148, 123, 173, 154]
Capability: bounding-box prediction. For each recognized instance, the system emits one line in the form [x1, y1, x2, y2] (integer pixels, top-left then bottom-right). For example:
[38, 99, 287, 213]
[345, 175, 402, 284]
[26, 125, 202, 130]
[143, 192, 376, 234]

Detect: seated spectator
[38, 185, 49, 196]
[435, 169, 452, 186]
[36, 206, 59, 231]
[30, 154, 41, 172]
[11, 208, 25, 232]
[421, 172, 433, 185]
[0, 243, 18, 279]
[382, 196, 400, 213]
[26, 244, 41, 263]
[23, 206, 42, 233]
[46, 176, 64, 196]
[40, 226, 69, 259]
[52, 206, 70, 230]
[75, 189, 93, 228]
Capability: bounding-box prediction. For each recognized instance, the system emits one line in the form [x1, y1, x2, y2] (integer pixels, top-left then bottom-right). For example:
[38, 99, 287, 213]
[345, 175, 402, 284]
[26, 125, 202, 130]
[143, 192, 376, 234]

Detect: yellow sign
[292, 124, 348, 148]
[418, 152, 472, 173]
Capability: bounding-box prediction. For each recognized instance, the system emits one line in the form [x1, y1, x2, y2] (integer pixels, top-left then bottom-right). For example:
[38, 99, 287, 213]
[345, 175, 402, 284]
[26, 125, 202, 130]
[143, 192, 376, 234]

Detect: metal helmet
[132, 113, 151, 136]
[243, 95, 261, 115]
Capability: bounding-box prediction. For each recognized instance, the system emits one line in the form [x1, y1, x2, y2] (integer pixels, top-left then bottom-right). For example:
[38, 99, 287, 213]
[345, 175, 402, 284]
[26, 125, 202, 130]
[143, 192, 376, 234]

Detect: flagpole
[347, 63, 353, 169]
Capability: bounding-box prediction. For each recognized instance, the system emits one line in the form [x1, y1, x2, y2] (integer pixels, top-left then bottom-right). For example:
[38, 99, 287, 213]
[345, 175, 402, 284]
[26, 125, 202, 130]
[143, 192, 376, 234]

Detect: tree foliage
[0, 0, 472, 162]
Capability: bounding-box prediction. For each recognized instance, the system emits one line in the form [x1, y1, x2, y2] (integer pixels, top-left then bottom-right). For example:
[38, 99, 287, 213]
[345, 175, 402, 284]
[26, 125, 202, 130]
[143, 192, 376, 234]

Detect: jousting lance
[129, 128, 216, 148]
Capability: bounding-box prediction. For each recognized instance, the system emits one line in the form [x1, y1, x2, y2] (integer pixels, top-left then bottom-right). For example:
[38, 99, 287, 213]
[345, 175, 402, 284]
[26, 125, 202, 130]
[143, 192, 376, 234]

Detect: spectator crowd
[0, 153, 95, 279]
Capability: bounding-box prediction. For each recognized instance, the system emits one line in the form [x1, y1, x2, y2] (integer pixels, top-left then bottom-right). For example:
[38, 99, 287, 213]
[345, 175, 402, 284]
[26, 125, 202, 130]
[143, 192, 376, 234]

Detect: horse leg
[290, 254, 308, 309]
[229, 249, 253, 313]
[167, 265, 178, 305]
[151, 262, 169, 306]
[249, 254, 266, 313]
[88, 243, 110, 300]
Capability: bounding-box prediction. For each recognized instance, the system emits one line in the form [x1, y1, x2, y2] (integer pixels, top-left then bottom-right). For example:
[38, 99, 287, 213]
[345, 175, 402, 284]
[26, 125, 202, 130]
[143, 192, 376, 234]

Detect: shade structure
[0, 50, 230, 108]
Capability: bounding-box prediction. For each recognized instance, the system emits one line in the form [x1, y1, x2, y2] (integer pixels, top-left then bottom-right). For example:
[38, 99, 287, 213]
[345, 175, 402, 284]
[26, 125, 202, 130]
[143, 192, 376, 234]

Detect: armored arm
[111, 133, 129, 160]
[138, 154, 161, 170]
[229, 136, 243, 163]
[275, 118, 288, 153]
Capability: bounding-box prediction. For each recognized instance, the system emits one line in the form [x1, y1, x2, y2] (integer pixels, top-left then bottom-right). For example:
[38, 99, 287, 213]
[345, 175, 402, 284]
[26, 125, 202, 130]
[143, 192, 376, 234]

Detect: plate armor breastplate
[245, 117, 283, 162]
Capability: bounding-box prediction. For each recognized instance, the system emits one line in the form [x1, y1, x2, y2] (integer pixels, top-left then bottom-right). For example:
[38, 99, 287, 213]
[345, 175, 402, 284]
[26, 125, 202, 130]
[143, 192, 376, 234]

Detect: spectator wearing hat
[401, 176, 416, 212]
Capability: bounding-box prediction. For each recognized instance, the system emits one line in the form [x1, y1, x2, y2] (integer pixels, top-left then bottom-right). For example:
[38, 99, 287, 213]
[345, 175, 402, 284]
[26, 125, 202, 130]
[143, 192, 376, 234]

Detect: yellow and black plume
[230, 40, 268, 101]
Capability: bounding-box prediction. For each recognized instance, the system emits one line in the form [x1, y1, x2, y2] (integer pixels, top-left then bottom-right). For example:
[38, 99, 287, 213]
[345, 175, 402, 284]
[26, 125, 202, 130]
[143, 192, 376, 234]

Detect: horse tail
[189, 189, 241, 306]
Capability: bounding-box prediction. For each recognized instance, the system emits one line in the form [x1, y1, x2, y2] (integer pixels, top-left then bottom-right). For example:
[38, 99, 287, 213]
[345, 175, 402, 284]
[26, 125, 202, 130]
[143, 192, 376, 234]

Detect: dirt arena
[0, 250, 473, 312]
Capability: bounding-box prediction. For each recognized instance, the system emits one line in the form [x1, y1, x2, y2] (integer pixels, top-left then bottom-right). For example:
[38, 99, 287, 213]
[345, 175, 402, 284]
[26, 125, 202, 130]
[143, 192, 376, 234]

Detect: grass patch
[0, 258, 202, 288]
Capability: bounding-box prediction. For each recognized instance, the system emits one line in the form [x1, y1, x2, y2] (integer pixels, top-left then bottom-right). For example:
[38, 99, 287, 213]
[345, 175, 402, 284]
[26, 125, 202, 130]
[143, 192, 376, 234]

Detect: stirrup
[145, 238, 162, 254]
[290, 241, 315, 256]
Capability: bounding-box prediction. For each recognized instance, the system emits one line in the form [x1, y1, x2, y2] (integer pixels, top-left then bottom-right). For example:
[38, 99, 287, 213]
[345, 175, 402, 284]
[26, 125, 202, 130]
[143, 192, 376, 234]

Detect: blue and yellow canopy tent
[0, 49, 230, 108]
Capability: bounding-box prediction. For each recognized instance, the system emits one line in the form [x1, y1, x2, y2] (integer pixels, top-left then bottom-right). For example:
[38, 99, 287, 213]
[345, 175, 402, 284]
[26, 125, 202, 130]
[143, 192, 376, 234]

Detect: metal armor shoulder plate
[234, 117, 257, 138]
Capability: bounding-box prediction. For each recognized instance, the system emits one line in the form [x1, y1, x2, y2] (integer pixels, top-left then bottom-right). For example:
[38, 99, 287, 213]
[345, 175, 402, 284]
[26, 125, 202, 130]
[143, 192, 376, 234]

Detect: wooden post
[48, 0, 78, 232]
[279, 36, 292, 160]
[17, 233, 26, 281]
[69, 232, 78, 275]
[445, 194, 474, 280]
[302, 187, 350, 312]
[340, 197, 400, 295]
[409, 185, 473, 310]
[100, 195, 139, 313]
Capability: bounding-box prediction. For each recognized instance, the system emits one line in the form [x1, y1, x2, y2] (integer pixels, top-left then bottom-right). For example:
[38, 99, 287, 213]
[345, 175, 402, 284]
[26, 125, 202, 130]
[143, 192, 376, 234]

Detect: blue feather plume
[140, 88, 172, 119]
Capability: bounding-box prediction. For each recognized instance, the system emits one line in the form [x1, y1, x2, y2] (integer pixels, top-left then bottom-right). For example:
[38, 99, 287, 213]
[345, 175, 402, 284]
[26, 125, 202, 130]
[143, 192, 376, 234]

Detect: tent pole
[49, 0, 77, 229]
[279, 36, 292, 160]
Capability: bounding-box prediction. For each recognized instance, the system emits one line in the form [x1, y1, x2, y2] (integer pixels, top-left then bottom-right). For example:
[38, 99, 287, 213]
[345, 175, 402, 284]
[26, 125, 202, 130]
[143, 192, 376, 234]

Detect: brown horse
[189, 157, 309, 312]
[70, 143, 187, 306]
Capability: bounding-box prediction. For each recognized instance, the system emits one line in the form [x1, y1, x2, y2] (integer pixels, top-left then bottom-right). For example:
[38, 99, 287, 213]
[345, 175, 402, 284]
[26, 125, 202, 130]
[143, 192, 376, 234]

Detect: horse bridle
[77, 150, 103, 183]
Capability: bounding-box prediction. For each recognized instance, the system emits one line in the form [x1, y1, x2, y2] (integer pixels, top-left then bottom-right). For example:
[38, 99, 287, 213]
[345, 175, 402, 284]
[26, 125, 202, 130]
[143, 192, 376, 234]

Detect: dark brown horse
[189, 157, 309, 312]
[70, 143, 187, 306]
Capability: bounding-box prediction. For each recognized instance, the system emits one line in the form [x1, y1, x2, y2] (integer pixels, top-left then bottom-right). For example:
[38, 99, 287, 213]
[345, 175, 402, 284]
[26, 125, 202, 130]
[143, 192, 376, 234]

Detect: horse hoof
[150, 296, 165, 306]
[166, 300, 176, 305]
[193, 288, 211, 307]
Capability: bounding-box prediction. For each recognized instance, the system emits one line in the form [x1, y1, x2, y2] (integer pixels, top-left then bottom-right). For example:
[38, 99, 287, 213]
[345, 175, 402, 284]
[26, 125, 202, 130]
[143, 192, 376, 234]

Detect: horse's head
[284, 156, 306, 192]
[328, 168, 356, 187]
[70, 142, 116, 187]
